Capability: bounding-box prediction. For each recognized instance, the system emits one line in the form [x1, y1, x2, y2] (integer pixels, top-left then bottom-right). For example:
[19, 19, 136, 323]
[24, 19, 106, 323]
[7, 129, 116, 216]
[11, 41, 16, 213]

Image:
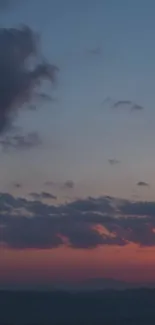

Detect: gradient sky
[1, 0, 155, 288]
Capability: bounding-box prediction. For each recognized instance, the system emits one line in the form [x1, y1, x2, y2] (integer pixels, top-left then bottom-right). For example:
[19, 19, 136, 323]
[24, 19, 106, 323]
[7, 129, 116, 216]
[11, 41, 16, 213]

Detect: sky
[1, 0, 155, 289]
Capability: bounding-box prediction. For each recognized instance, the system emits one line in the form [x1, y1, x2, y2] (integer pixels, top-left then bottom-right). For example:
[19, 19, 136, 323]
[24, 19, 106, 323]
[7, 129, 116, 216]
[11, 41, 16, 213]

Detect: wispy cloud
[112, 100, 144, 111]
[63, 180, 75, 189]
[108, 159, 120, 166]
[0, 132, 42, 151]
[13, 182, 22, 189]
[137, 181, 150, 187]
[45, 180, 75, 190]
[29, 192, 57, 200]
[87, 46, 102, 56]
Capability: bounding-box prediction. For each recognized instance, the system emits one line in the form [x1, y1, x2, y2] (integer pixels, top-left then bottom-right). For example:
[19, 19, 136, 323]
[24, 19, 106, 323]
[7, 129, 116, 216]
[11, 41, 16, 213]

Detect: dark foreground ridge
[1, 288, 155, 324]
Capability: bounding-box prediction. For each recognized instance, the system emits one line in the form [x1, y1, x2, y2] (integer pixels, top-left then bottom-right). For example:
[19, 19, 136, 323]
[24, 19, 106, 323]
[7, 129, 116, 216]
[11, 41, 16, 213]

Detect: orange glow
[1, 244, 155, 285]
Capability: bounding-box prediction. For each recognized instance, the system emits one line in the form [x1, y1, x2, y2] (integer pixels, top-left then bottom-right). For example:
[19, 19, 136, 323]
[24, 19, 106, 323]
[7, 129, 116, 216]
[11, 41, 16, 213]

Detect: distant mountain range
[1, 277, 155, 291]
[1, 288, 155, 324]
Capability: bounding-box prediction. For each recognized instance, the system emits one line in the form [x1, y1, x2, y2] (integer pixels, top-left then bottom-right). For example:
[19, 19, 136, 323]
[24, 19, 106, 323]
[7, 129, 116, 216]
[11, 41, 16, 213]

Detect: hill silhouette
[1, 288, 155, 324]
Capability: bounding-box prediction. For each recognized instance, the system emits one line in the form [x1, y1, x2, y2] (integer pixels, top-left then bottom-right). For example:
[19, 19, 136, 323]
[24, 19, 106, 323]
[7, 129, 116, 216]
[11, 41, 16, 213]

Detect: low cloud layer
[0, 25, 58, 133]
[1, 194, 155, 249]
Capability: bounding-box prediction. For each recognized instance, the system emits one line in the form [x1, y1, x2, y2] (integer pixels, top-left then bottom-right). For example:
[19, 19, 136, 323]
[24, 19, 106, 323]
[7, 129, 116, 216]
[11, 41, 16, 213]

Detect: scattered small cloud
[113, 100, 132, 108]
[108, 159, 120, 166]
[45, 180, 75, 190]
[112, 100, 144, 111]
[29, 191, 57, 200]
[137, 181, 150, 187]
[63, 180, 75, 189]
[0, 131, 42, 151]
[13, 183, 22, 189]
[87, 46, 102, 56]
[132, 104, 144, 111]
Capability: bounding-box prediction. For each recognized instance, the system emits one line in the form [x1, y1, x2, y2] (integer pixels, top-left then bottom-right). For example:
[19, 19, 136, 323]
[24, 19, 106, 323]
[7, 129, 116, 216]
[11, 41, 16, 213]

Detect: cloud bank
[1, 194, 155, 249]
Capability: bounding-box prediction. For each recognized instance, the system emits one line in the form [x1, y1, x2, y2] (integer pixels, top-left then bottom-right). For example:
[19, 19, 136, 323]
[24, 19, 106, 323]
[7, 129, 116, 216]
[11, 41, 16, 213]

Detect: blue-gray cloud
[0, 25, 58, 133]
[0, 132, 42, 151]
[45, 180, 75, 190]
[29, 192, 57, 200]
[1, 194, 155, 249]
[112, 100, 144, 111]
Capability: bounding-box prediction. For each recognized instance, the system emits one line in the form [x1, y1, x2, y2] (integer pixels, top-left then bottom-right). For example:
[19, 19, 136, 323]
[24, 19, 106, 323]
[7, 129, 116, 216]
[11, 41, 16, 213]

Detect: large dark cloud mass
[1, 193, 155, 250]
[0, 25, 58, 133]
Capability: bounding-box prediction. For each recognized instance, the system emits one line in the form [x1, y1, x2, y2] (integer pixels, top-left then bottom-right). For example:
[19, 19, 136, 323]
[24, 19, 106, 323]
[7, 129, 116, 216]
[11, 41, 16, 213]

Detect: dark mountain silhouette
[1, 288, 155, 324]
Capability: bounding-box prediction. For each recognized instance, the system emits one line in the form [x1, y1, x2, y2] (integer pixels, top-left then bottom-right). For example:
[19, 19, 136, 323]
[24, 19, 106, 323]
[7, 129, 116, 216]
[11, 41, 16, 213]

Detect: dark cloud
[45, 180, 75, 190]
[87, 47, 102, 56]
[29, 192, 57, 200]
[63, 180, 75, 189]
[132, 104, 144, 111]
[108, 159, 120, 165]
[137, 181, 149, 187]
[112, 100, 144, 111]
[1, 193, 155, 249]
[0, 25, 58, 133]
[113, 100, 132, 108]
[120, 200, 155, 217]
[0, 131, 42, 151]
[13, 182, 22, 189]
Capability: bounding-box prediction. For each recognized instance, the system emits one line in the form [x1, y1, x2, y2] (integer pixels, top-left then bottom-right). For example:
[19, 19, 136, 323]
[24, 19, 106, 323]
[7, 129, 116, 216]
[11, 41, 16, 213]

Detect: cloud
[112, 100, 144, 111]
[0, 132, 42, 151]
[87, 47, 102, 56]
[45, 180, 75, 190]
[29, 192, 57, 200]
[132, 104, 144, 111]
[0, 25, 58, 133]
[137, 181, 150, 187]
[108, 159, 120, 165]
[2, 193, 155, 249]
[13, 182, 22, 189]
[63, 180, 75, 189]
[113, 100, 132, 108]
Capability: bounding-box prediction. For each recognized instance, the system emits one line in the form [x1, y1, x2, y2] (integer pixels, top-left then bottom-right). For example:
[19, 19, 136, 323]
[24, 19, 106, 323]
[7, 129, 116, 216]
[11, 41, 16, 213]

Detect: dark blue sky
[0, 0, 155, 201]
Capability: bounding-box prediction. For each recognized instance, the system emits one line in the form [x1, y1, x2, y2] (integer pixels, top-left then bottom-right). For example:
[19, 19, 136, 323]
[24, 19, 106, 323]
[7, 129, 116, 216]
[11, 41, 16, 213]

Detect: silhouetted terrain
[1, 289, 155, 324]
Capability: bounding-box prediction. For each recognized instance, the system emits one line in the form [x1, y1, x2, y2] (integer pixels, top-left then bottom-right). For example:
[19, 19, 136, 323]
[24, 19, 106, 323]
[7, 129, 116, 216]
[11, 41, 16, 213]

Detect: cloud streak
[45, 180, 75, 190]
[29, 192, 57, 200]
[112, 100, 144, 111]
[0, 132, 42, 151]
[137, 181, 150, 187]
